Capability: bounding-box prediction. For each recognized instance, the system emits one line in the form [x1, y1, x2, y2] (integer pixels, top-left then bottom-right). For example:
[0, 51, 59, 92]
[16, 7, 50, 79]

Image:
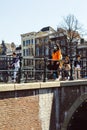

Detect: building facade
[21, 27, 56, 80]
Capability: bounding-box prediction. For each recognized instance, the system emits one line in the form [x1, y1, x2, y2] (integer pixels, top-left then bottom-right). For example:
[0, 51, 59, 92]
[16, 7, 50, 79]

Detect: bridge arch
[61, 93, 87, 130]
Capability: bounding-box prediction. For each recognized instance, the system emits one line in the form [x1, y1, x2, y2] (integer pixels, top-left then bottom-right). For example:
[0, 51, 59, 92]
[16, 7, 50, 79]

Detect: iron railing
[0, 55, 86, 83]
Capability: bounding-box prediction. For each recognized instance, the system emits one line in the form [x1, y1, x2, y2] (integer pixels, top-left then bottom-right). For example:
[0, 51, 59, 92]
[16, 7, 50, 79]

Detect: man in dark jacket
[74, 55, 81, 79]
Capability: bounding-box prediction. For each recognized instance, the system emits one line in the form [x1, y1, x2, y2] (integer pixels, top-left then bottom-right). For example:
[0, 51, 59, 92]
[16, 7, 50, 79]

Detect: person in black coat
[74, 55, 81, 79]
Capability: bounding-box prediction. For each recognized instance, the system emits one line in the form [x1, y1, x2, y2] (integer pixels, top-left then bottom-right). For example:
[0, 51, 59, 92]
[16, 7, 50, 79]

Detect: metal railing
[0, 55, 86, 83]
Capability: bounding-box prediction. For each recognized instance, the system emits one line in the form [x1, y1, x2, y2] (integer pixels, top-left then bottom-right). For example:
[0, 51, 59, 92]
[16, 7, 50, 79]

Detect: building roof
[21, 32, 36, 37]
[40, 26, 50, 31]
[36, 26, 56, 38]
[40, 26, 56, 32]
[77, 42, 87, 49]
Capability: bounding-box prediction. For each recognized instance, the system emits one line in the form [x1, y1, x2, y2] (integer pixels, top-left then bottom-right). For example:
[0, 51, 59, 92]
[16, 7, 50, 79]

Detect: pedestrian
[12, 52, 20, 82]
[74, 55, 81, 79]
[51, 43, 62, 80]
[63, 55, 71, 80]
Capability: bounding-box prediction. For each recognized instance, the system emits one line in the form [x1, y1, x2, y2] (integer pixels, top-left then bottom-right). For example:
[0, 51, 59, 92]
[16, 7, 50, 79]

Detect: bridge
[0, 79, 87, 130]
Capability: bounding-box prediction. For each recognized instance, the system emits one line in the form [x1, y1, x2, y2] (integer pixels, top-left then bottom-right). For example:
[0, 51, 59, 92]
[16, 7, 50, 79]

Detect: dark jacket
[74, 59, 81, 67]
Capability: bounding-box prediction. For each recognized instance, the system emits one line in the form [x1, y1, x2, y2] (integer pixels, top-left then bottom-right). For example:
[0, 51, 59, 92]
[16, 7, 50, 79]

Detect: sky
[0, 0, 87, 45]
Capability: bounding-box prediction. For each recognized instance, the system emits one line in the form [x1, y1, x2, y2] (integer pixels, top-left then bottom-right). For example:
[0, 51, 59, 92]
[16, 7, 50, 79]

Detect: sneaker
[13, 79, 16, 83]
[55, 76, 61, 81]
[58, 75, 62, 80]
[55, 78, 60, 81]
[68, 76, 70, 80]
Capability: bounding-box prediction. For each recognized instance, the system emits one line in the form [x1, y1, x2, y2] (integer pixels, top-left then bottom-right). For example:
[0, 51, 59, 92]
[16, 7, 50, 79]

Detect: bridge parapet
[0, 79, 87, 91]
[0, 79, 87, 130]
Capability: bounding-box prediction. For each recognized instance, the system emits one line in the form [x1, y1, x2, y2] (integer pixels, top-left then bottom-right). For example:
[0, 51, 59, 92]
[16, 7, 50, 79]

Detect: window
[45, 47, 49, 55]
[23, 41, 25, 46]
[44, 37, 48, 43]
[26, 49, 29, 56]
[26, 40, 30, 46]
[36, 47, 39, 56]
[23, 49, 26, 56]
[28, 40, 30, 45]
[31, 39, 33, 44]
[42, 46, 44, 55]
[61, 40, 65, 45]
[26, 40, 28, 46]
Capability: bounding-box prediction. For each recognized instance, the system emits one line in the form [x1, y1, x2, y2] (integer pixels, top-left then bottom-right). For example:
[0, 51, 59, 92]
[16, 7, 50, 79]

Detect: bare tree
[57, 14, 84, 58]
[61, 14, 82, 41]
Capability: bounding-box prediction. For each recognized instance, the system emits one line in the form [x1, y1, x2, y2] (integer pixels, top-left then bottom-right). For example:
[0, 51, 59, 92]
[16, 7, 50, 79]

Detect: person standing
[74, 55, 81, 79]
[52, 44, 62, 80]
[63, 55, 71, 80]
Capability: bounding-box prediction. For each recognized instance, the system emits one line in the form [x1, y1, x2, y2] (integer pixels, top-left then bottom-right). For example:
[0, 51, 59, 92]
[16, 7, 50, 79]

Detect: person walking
[12, 52, 20, 82]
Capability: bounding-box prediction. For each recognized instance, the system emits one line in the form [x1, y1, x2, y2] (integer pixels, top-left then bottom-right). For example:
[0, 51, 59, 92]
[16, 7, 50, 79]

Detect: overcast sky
[0, 0, 87, 45]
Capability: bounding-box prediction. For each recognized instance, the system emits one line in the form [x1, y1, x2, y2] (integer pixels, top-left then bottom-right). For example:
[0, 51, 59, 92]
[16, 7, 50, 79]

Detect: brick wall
[0, 80, 87, 130]
[0, 90, 42, 130]
[0, 87, 56, 130]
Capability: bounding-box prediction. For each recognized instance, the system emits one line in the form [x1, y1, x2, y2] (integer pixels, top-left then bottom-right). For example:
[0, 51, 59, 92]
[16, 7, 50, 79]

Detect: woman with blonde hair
[63, 55, 71, 80]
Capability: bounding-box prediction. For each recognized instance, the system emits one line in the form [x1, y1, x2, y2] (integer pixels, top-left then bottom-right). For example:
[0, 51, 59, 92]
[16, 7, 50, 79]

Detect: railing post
[70, 58, 73, 80]
[43, 57, 47, 82]
[17, 56, 22, 83]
